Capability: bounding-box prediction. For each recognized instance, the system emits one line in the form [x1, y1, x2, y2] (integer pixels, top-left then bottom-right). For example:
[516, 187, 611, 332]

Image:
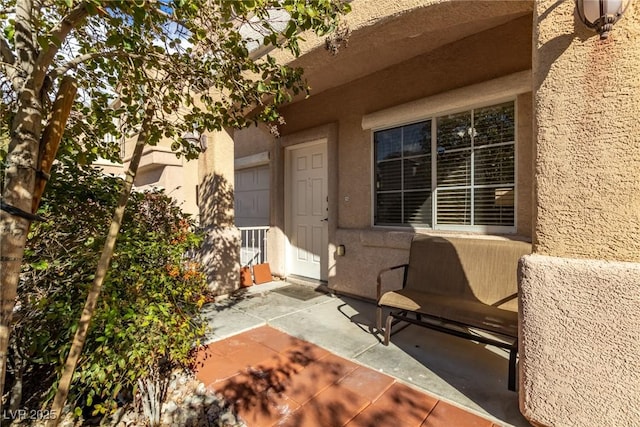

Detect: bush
[9, 162, 209, 419]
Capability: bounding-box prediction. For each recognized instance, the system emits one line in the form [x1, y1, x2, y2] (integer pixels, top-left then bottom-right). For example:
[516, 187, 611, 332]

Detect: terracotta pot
[240, 266, 253, 287]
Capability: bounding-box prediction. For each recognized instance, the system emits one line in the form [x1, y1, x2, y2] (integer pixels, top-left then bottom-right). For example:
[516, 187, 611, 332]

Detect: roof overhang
[268, 0, 534, 100]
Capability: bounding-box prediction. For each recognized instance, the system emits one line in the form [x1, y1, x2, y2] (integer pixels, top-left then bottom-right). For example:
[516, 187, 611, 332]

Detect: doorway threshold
[285, 275, 331, 293]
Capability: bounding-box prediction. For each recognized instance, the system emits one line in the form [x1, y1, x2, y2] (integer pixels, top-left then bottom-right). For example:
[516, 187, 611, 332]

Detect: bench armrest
[376, 264, 408, 300]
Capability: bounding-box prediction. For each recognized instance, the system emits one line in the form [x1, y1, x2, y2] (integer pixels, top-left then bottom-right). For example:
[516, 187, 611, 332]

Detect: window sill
[369, 225, 531, 242]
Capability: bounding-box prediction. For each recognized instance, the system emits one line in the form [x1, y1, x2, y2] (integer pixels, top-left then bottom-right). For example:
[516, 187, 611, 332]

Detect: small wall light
[336, 245, 346, 257]
[576, 0, 630, 39]
[182, 131, 208, 152]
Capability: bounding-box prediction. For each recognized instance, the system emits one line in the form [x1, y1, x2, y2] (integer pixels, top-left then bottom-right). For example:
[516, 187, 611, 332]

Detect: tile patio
[197, 281, 529, 427]
[195, 325, 499, 427]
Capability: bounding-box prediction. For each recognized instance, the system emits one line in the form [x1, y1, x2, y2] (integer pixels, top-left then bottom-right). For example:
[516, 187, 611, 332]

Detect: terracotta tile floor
[195, 326, 498, 427]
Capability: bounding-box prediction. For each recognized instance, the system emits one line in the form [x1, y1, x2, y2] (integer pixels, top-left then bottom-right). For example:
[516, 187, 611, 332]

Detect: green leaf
[3, 22, 14, 42]
[36, 35, 49, 49]
[285, 21, 297, 38]
[257, 81, 268, 93]
[105, 34, 121, 47]
[31, 260, 49, 271]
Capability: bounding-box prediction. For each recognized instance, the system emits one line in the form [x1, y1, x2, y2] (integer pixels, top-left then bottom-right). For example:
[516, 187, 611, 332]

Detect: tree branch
[49, 50, 174, 83]
[0, 62, 21, 94]
[0, 36, 14, 66]
[32, 2, 91, 91]
[48, 50, 117, 80]
[47, 102, 156, 427]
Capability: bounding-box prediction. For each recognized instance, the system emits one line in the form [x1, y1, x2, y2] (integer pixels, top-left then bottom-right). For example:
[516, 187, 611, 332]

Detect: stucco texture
[233, 125, 274, 160]
[267, 0, 532, 97]
[518, 254, 640, 427]
[197, 129, 240, 294]
[332, 229, 413, 299]
[533, 0, 640, 262]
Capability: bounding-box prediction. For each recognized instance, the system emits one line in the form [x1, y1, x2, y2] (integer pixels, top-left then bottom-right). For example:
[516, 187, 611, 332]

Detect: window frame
[374, 118, 433, 227]
[371, 97, 518, 234]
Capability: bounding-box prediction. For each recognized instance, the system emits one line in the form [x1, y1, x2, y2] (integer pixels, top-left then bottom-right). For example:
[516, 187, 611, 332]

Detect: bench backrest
[405, 235, 531, 311]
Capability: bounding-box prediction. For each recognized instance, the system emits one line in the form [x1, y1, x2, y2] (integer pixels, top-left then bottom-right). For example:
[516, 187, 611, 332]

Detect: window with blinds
[374, 101, 515, 231]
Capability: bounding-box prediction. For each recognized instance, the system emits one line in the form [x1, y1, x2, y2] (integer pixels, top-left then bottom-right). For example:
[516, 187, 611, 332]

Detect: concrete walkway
[200, 281, 530, 427]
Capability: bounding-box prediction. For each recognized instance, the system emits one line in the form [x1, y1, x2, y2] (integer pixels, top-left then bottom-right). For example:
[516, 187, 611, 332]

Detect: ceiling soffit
[286, 0, 534, 97]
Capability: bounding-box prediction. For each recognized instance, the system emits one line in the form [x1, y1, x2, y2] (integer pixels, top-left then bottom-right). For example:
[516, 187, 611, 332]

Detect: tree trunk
[47, 106, 155, 426]
[8, 346, 24, 414]
[0, 86, 43, 413]
[32, 76, 78, 213]
[2, 0, 88, 410]
[0, 77, 77, 411]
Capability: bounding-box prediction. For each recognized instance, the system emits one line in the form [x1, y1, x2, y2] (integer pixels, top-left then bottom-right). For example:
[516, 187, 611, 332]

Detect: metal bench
[376, 235, 531, 391]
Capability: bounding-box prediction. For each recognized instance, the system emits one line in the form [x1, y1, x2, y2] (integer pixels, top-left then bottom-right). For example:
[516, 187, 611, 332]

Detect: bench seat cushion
[379, 289, 518, 338]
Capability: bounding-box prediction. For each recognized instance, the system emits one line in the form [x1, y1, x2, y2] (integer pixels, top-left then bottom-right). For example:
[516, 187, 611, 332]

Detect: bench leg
[376, 306, 383, 331]
[508, 345, 518, 392]
[384, 314, 393, 346]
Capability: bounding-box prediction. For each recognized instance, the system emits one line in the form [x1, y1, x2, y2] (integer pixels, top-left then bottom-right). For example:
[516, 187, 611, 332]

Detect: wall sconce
[576, 0, 630, 39]
[336, 245, 346, 257]
[182, 131, 208, 152]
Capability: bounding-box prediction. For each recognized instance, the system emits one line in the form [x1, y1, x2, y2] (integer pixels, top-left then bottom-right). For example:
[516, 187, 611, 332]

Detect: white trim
[284, 139, 328, 281]
[371, 99, 518, 234]
[514, 99, 519, 234]
[431, 119, 437, 227]
[362, 70, 531, 131]
[93, 158, 123, 167]
[235, 151, 270, 170]
[285, 138, 326, 151]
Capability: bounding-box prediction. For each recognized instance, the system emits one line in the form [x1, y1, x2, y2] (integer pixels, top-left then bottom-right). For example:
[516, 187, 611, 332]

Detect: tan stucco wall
[519, 255, 640, 426]
[115, 134, 202, 218]
[197, 129, 240, 295]
[266, 0, 532, 97]
[234, 125, 274, 159]
[333, 229, 412, 299]
[519, 2, 640, 426]
[133, 158, 199, 217]
[181, 157, 200, 218]
[533, 1, 640, 262]
[517, 93, 534, 238]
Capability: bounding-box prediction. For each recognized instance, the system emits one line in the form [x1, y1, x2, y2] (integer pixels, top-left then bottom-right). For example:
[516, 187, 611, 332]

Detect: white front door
[287, 141, 328, 281]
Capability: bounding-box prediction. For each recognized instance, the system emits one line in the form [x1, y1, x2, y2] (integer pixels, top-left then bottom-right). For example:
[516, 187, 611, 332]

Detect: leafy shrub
[9, 162, 209, 418]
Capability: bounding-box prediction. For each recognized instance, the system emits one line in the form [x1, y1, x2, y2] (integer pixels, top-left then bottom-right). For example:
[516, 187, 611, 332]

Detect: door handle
[321, 218, 328, 222]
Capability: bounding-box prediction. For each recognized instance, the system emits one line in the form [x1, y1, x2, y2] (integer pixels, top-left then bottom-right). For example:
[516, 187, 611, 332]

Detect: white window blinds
[374, 101, 515, 232]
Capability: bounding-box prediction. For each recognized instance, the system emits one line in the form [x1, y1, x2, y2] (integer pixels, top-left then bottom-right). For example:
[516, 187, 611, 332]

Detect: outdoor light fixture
[576, 0, 630, 39]
[182, 131, 208, 152]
